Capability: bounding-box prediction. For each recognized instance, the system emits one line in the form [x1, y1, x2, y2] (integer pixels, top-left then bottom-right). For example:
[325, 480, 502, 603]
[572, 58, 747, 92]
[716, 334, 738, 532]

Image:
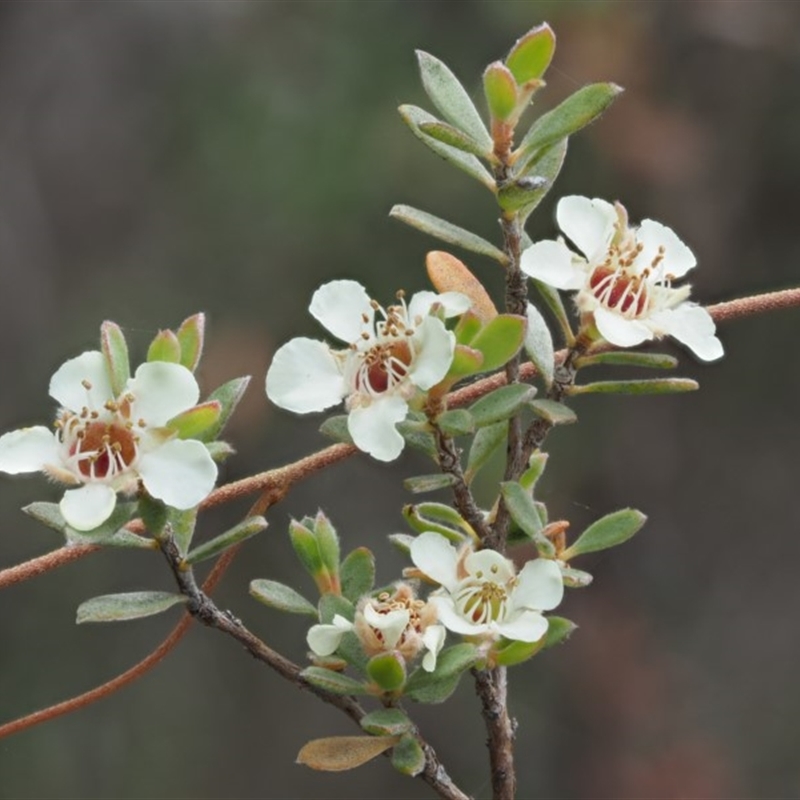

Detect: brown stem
[431, 423, 490, 540]
[473, 667, 516, 800]
[158, 531, 469, 800]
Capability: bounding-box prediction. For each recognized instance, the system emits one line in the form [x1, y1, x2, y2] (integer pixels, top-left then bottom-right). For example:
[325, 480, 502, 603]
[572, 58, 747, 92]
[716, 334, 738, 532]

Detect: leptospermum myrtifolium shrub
[0, 22, 797, 800]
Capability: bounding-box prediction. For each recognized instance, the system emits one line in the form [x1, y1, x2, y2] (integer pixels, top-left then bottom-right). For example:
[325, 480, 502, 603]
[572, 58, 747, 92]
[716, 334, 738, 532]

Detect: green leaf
[185, 516, 267, 565]
[542, 616, 577, 648]
[436, 409, 474, 437]
[299, 667, 370, 696]
[147, 330, 181, 364]
[249, 579, 317, 615]
[167, 401, 222, 440]
[403, 473, 457, 494]
[524, 303, 555, 387]
[483, 61, 518, 121]
[199, 376, 251, 441]
[290, 520, 324, 576]
[468, 314, 527, 372]
[517, 139, 568, 220]
[454, 310, 484, 345]
[448, 344, 484, 378]
[575, 351, 679, 370]
[493, 638, 544, 667]
[100, 320, 130, 397]
[529, 274, 575, 343]
[519, 451, 548, 492]
[418, 120, 490, 158]
[391, 734, 426, 777]
[403, 502, 472, 541]
[405, 643, 479, 703]
[499, 482, 554, 556]
[318, 594, 355, 625]
[568, 378, 699, 396]
[390, 204, 506, 264]
[563, 508, 647, 560]
[497, 175, 550, 213]
[297, 735, 399, 771]
[335, 630, 370, 672]
[506, 23, 556, 84]
[340, 548, 375, 603]
[176, 313, 205, 371]
[515, 82, 623, 172]
[529, 399, 577, 425]
[76, 591, 185, 624]
[367, 652, 407, 693]
[415, 50, 492, 150]
[319, 414, 353, 444]
[469, 384, 536, 428]
[396, 418, 438, 461]
[399, 105, 495, 190]
[313, 511, 340, 576]
[361, 708, 414, 737]
[167, 507, 197, 557]
[464, 420, 507, 484]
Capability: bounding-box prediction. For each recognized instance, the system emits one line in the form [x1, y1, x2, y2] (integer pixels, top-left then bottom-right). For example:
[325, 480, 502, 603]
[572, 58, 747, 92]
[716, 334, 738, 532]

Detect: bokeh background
[0, 1, 798, 798]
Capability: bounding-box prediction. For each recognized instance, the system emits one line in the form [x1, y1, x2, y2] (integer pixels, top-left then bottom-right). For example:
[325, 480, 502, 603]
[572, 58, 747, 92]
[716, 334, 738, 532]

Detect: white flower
[306, 584, 446, 672]
[409, 532, 563, 643]
[265, 280, 470, 462]
[520, 196, 723, 361]
[0, 352, 218, 531]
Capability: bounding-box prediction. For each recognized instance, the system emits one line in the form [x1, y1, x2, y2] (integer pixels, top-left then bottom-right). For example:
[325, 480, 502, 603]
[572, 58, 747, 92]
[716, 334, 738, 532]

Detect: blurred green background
[1, 1, 799, 797]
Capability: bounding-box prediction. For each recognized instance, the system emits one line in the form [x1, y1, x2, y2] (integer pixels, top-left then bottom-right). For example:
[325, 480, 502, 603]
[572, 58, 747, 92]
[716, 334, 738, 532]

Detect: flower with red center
[520, 196, 723, 361]
[0, 352, 218, 531]
[265, 280, 469, 461]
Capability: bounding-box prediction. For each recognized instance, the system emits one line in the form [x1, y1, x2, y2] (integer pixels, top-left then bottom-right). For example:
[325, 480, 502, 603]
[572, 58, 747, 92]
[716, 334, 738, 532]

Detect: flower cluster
[0, 352, 218, 531]
[266, 279, 469, 461]
[521, 195, 723, 361]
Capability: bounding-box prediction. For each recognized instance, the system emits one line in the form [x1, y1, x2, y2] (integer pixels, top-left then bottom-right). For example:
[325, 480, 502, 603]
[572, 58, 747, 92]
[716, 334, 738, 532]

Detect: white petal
[408, 290, 470, 320]
[421, 624, 446, 672]
[127, 362, 200, 426]
[556, 196, 616, 260]
[347, 395, 407, 462]
[309, 280, 374, 343]
[364, 604, 409, 650]
[520, 239, 585, 290]
[652, 304, 724, 362]
[513, 559, 564, 612]
[49, 351, 113, 412]
[59, 483, 117, 531]
[408, 317, 454, 390]
[409, 532, 460, 591]
[137, 439, 217, 509]
[307, 615, 353, 656]
[635, 219, 696, 279]
[430, 595, 486, 636]
[495, 610, 548, 643]
[593, 306, 654, 348]
[463, 549, 515, 584]
[0, 427, 59, 474]
[266, 337, 346, 413]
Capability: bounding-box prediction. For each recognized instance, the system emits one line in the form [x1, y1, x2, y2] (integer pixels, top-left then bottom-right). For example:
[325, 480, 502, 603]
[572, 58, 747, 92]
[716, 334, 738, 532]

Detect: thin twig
[158, 531, 470, 800]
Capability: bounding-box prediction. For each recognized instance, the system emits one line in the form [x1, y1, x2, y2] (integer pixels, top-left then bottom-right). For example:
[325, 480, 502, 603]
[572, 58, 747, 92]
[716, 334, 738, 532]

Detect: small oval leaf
[361, 708, 414, 737]
[524, 303, 555, 387]
[76, 591, 185, 624]
[391, 733, 426, 776]
[468, 314, 527, 372]
[563, 508, 647, 559]
[249, 579, 317, 615]
[297, 735, 399, 772]
[426, 251, 498, 323]
[300, 667, 369, 697]
[185, 516, 267, 565]
[469, 384, 536, 428]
